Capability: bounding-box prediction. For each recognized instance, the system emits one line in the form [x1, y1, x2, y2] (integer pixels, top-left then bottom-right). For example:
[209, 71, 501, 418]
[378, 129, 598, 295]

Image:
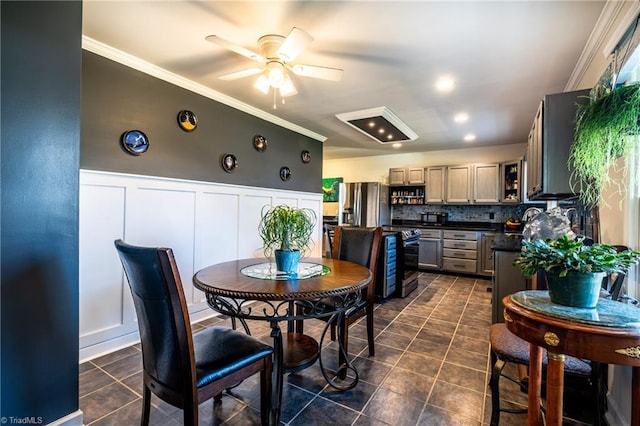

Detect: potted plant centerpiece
[258, 205, 317, 274]
[514, 235, 640, 308]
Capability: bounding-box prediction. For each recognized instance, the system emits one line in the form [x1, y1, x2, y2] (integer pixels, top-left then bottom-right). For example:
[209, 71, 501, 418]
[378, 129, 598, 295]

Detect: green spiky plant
[258, 205, 317, 257]
[568, 82, 640, 207]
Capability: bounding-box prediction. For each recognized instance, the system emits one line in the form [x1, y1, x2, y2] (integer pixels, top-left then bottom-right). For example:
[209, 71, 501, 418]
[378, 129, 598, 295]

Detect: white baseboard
[79, 332, 141, 363]
[47, 410, 83, 426]
[79, 311, 220, 363]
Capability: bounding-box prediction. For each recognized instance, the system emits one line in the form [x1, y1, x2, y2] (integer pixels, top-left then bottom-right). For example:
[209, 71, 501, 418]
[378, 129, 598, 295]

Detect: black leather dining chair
[114, 240, 274, 426]
[296, 226, 382, 369]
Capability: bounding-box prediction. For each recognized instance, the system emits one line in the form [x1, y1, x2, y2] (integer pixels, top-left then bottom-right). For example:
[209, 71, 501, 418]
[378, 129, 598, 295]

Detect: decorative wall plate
[253, 135, 267, 152]
[120, 130, 149, 155]
[221, 153, 238, 172]
[280, 166, 291, 181]
[301, 150, 311, 163]
[177, 110, 198, 132]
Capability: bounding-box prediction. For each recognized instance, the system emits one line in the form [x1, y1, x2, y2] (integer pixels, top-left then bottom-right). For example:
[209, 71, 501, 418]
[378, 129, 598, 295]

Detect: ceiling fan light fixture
[267, 62, 285, 88]
[254, 74, 271, 94]
[336, 107, 418, 144]
[280, 74, 297, 97]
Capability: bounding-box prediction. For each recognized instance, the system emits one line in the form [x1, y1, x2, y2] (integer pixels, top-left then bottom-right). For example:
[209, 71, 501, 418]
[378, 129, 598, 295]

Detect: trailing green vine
[568, 82, 640, 207]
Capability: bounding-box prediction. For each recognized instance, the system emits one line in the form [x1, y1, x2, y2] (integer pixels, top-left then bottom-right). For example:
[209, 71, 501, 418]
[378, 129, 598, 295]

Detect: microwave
[420, 212, 448, 224]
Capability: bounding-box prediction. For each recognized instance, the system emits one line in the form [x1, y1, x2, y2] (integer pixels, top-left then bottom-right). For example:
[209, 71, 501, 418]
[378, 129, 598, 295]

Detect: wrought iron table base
[205, 294, 362, 425]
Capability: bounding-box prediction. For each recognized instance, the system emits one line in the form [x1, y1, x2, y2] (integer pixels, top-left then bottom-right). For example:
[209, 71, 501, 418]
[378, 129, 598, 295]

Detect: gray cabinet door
[419, 237, 441, 269]
[480, 233, 496, 275]
[492, 250, 527, 323]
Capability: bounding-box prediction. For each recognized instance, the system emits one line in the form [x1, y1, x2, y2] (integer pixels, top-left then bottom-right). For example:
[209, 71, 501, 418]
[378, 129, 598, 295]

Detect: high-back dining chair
[114, 240, 274, 426]
[296, 226, 382, 368]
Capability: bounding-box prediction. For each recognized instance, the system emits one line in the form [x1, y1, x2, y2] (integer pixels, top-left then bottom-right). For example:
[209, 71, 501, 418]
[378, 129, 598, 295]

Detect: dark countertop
[389, 220, 504, 233]
[491, 233, 523, 252]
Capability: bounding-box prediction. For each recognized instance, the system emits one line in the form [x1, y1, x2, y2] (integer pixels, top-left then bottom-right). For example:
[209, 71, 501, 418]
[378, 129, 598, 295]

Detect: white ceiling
[82, 1, 607, 160]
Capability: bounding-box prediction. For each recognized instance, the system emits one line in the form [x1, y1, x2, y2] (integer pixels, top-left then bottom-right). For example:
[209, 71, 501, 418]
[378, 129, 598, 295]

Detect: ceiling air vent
[336, 106, 418, 144]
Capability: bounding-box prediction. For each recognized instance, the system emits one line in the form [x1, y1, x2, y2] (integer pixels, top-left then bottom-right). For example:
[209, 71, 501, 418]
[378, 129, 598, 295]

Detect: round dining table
[193, 257, 372, 426]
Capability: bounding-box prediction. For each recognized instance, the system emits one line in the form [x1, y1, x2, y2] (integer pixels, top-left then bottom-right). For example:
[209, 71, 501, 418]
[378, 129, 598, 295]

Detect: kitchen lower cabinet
[419, 229, 442, 270]
[442, 230, 478, 274]
[492, 250, 527, 323]
[480, 232, 497, 276]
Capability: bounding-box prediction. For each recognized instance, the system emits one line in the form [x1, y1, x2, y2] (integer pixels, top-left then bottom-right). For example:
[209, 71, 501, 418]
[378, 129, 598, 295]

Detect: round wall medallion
[120, 130, 149, 155]
[177, 110, 198, 132]
[221, 154, 238, 173]
[280, 166, 291, 181]
[253, 135, 267, 152]
[301, 150, 311, 164]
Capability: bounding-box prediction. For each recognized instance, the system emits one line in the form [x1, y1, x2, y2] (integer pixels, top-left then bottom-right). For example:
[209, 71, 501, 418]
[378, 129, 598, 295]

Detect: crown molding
[565, 1, 638, 90]
[81, 36, 327, 142]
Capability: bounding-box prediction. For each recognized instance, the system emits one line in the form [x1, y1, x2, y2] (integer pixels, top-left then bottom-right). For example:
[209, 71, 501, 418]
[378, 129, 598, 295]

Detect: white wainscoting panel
[79, 170, 322, 361]
[79, 183, 133, 346]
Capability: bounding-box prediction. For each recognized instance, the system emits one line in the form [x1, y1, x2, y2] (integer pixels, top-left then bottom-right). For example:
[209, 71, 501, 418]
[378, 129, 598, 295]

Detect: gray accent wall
[81, 51, 323, 193]
[1, 1, 81, 422]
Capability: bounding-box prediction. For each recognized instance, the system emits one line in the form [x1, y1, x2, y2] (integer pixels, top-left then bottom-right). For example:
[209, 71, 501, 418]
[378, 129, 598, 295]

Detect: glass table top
[240, 262, 331, 280]
[512, 290, 640, 328]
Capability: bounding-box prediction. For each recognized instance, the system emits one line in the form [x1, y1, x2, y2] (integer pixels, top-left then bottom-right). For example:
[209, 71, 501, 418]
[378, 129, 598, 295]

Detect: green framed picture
[321, 177, 342, 202]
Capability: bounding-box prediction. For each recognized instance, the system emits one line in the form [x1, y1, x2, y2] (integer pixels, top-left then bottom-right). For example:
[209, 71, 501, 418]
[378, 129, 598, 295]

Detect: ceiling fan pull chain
[273, 90, 277, 110]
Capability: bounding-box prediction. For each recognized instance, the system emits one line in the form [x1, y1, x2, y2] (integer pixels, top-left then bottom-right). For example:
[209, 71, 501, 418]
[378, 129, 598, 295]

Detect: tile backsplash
[392, 200, 594, 239]
[392, 204, 539, 223]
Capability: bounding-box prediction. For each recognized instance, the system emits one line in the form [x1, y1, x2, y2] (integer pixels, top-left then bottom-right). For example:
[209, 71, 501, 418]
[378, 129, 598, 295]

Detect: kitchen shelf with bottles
[501, 159, 522, 203]
[390, 185, 425, 205]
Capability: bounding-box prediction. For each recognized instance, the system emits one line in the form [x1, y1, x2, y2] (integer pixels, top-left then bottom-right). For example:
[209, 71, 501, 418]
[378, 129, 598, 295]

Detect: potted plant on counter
[514, 235, 640, 308]
[258, 205, 317, 274]
[568, 82, 640, 207]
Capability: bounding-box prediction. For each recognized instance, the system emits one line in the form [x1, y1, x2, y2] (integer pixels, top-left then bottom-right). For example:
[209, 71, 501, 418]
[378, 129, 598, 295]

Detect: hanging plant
[568, 82, 640, 206]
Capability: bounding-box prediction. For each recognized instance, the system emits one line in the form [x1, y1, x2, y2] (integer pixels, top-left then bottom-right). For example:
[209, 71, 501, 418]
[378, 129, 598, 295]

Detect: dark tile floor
[78, 272, 550, 425]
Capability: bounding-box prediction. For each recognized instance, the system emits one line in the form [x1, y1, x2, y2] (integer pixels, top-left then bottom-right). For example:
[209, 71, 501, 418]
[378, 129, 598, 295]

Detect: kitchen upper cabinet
[446, 165, 471, 203]
[526, 89, 590, 200]
[501, 159, 522, 203]
[389, 167, 425, 185]
[425, 166, 445, 203]
[473, 164, 500, 203]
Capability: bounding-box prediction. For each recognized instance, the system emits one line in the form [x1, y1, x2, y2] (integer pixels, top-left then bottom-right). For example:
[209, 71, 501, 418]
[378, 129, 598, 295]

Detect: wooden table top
[504, 291, 640, 366]
[193, 257, 372, 301]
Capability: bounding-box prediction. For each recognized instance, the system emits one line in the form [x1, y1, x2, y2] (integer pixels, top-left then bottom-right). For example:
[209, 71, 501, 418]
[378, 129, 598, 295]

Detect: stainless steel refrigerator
[340, 182, 390, 227]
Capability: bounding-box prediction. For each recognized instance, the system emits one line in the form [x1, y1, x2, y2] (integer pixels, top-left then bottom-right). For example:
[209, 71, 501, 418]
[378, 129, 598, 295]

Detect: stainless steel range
[397, 228, 420, 298]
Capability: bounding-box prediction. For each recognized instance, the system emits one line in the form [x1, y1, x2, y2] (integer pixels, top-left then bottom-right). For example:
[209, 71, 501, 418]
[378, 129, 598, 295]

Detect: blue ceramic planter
[546, 269, 605, 308]
[274, 250, 300, 275]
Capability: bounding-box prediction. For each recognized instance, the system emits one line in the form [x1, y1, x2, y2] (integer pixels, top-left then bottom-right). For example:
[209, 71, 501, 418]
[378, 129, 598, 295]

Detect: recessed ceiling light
[392, 143, 402, 148]
[464, 133, 476, 142]
[336, 106, 418, 144]
[435, 76, 455, 92]
[454, 112, 469, 123]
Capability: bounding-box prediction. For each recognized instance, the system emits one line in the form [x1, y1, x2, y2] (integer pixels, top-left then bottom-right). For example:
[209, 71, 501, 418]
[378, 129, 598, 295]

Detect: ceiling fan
[205, 27, 343, 105]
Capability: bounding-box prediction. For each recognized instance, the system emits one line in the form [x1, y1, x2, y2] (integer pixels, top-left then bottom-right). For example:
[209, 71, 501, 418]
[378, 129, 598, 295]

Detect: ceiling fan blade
[205, 35, 265, 63]
[218, 67, 263, 81]
[277, 27, 313, 62]
[289, 64, 343, 82]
